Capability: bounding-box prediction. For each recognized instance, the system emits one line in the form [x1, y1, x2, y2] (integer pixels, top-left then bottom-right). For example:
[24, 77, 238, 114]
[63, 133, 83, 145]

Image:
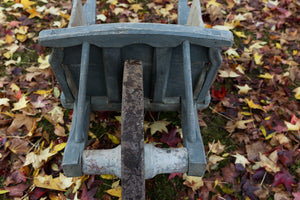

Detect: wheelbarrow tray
[39, 23, 233, 111]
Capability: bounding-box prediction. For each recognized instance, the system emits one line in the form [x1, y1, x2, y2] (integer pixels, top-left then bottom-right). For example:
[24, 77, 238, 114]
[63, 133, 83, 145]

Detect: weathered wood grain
[121, 60, 145, 200]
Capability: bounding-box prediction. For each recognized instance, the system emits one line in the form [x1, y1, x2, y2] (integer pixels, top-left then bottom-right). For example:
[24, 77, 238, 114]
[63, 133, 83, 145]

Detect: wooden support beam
[152, 48, 172, 103]
[121, 60, 145, 200]
[103, 48, 122, 102]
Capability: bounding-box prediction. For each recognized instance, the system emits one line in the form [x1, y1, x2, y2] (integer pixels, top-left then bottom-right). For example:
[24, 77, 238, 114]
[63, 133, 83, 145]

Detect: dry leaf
[183, 174, 204, 191]
[232, 152, 250, 167]
[257, 152, 280, 173]
[208, 140, 225, 155]
[12, 96, 29, 111]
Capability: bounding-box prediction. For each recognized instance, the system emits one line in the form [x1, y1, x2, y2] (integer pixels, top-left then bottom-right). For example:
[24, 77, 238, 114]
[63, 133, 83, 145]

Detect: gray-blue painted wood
[178, 0, 190, 25]
[39, 23, 232, 48]
[39, 0, 233, 179]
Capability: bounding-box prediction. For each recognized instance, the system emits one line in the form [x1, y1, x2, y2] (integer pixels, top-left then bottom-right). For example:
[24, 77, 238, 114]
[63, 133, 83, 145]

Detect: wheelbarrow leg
[121, 60, 145, 200]
[181, 41, 207, 176]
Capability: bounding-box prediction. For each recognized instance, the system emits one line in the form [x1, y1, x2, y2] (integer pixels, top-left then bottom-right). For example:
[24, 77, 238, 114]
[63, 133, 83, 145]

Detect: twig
[209, 106, 233, 121]
[260, 171, 267, 186]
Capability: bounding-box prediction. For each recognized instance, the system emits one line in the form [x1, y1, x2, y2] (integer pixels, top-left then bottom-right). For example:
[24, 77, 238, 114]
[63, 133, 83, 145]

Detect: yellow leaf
[232, 152, 249, 167]
[106, 187, 122, 198]
[293, 50, 298, 56]
[284, 120, 300, 131]
[206, 0, 221, 7]
[293, 87, 300, 100]
[106, 133, 120, 144]
[148, 121, 170, 135]
[34, 89, 53, 95]
[0, 190, 9, 194]
[12, 96, 29, 111]
[101, 174, 118, 180]
[34, 173, 74, 191]
[129, 3, 143, 12]
[27, 7, 42, 19]
[258, 73, 274, 79]
[3, 52, 11, 59]
[59, 11, 70, 20]
[112, 180, 120, 188]
[5, 34, 15, 44]
[21, 0, 36, 9]
[254, 52, 263, 65]
[183, 174, 204, 191]
[233, 31, 247, 38]
[16, 34, 27, 42]
[240, 112, 252, 116]
[38, 55, 50, 69]
[245, 98, 265, 112]
[236, 84, 252, 95]
[51, 143, 67, 153]
[218, 69, 240, 78]
[115, 116, 122, 123]
[276, 43, 281, 49]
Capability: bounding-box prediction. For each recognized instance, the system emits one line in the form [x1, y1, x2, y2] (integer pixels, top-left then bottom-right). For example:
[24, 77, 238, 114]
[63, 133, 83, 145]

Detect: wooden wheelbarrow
[38, 0, 233, 198]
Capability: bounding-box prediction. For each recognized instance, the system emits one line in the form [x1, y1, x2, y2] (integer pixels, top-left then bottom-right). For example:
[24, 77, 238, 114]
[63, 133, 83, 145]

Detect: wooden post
[121, 60, 145, 200]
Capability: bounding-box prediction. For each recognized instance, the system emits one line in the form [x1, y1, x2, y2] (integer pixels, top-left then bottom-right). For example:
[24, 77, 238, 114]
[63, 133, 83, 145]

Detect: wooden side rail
[39, 23, 233, 48]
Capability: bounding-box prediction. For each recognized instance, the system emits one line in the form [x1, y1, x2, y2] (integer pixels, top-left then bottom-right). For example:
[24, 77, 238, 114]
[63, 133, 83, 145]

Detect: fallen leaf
[284, 119, 300, 131]
[292, 87, 300, 100]
[232, 153, 250, 167]
[21, 0, 36, 9]
[257, 152, 280, 173]
[219, 69, 240, 78]
[236, 84, 252, 95]
[271, 171, 296, 192]
[159, 128, 181, 147]
[208, 154, 225, 165]
[12, 96, 29, 111]
[147, 120, 170, 135]
[129, 4, 143, 12]
[106, 187, 122, 198]
[8, 138, 30, 155]
[208, 140, 225, 155]
[34, 173, 74, 191]
[27, 7, 42, 19]
[54, 124, 66, 137]
[183, 173, 204, 191]
[106, 133, 120, 144]
[0, 98, 10, 106]
[258, 73, 274, 79]
[245, 98, 265, 112]
[254, 52, 263, 65]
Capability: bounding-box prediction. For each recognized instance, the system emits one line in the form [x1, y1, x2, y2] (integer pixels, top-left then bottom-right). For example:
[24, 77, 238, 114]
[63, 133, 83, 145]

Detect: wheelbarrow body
[39, 0, 233, 198]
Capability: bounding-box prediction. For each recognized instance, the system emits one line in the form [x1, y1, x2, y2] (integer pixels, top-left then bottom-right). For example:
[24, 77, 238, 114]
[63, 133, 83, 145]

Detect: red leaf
[28, 187, 48, 200]
[211, 86, 227, 101]
[5, 183, 30, 197]
[168, 173, 182, 180]
[81, 187, 98, 200]
[271, 171, 296, 192]
[160, 128, 181, 147]
[278, 150, 293, 167]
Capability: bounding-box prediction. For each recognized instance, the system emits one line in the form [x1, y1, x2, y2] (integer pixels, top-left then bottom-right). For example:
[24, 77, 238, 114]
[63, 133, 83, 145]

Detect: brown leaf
[246, 140, 270, 161]
[7, 114, 37, 135]
[8, 138, 30, 156]
[5, 183, 30, 197]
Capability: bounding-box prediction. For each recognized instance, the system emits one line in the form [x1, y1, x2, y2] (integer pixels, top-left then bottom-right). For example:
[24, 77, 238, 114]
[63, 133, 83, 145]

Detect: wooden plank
[49, 48, 74, 103]
[178, 0, 190, 25]
[121, 60, 145, 200]
[181, 40, 206, 176]
[197, 48, 222, 102]
[39, 23, 233, 48]
[83, 0, 96, 25]
[69, 0, 87, 27]
[75, 42, 90, 143]
[152, 48, 172, 103]
[61, 64, 78, 98]
[187, 0, 204, 27]
[103, 48, 121, 102]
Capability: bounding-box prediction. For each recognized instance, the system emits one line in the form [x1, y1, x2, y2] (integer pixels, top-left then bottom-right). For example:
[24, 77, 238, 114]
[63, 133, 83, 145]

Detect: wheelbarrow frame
[38, 0, 233, 198]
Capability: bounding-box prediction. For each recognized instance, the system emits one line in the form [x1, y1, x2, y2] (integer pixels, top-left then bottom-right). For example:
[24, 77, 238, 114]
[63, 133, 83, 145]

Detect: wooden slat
[187, 0, 204, 27]
[61, 64, 78, 98]
[121, 60, 145, 200]
[68, 0, 87, 27]
[39, 23, 233, 48]
[103, 48, 121, 102]
[197, 48, 222, 102]
[152, 48, 172, 103]
[75, 42, 90, 143]
[49, 48, 74, 103]
[178, 0, 190, 25]
[83, 0, 96, 25]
